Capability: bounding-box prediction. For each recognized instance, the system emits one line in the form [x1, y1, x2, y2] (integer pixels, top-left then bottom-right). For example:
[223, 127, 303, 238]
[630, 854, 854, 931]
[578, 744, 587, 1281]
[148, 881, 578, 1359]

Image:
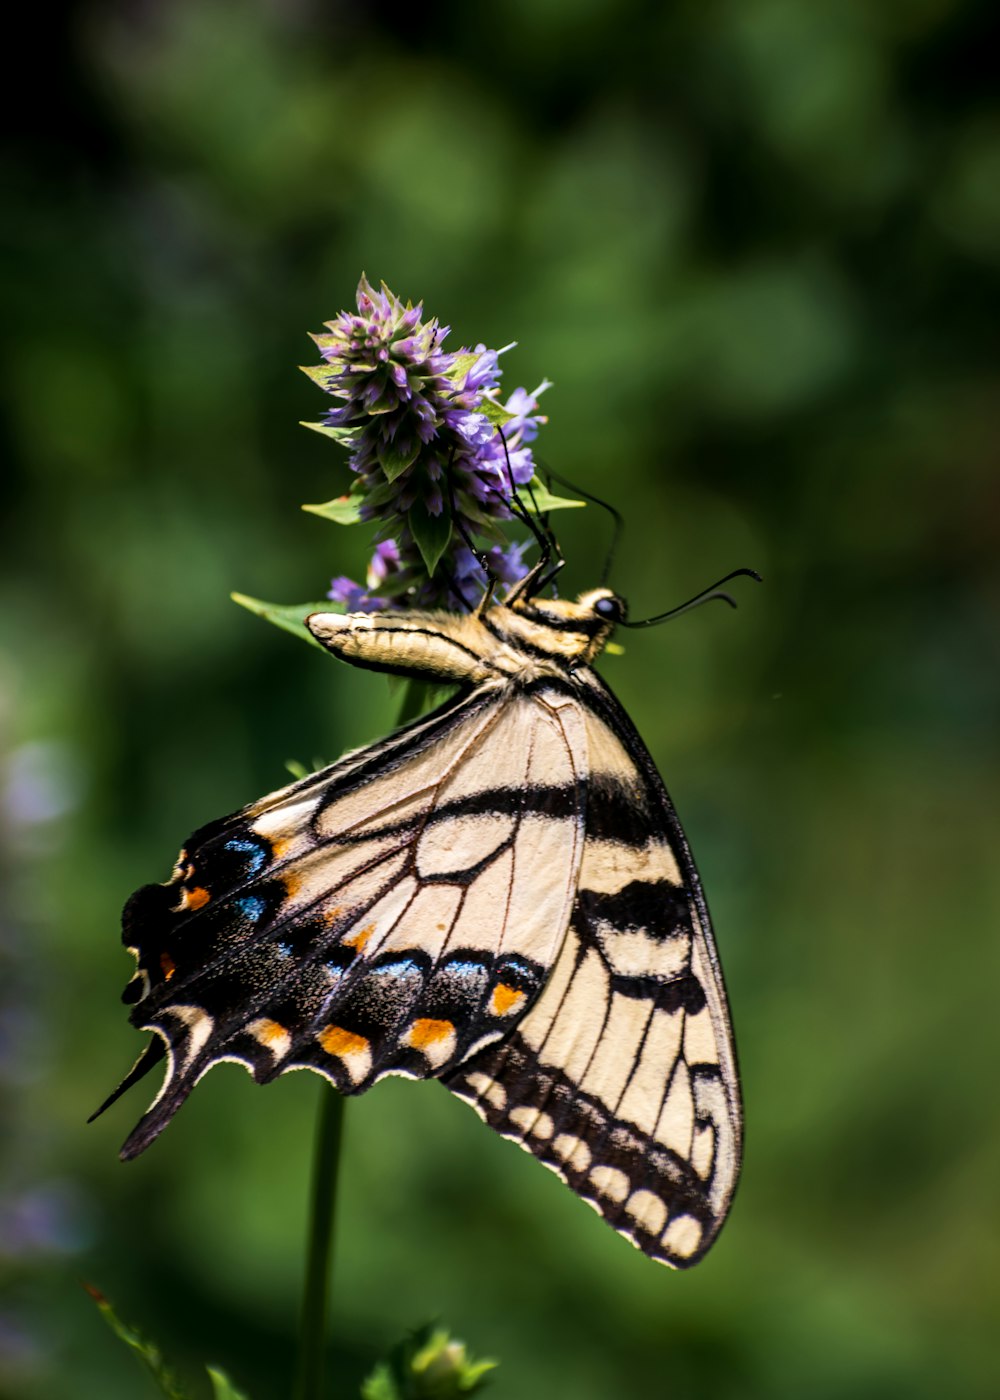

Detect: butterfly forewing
[115, 686, 586, 1159]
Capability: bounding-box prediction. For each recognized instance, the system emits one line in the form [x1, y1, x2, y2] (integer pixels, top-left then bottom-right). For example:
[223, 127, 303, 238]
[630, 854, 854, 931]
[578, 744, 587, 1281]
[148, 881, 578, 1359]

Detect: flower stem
[295, 1084, 344, 1400]
[293, 679, 430, 1400]
[396, 678, 432, 725]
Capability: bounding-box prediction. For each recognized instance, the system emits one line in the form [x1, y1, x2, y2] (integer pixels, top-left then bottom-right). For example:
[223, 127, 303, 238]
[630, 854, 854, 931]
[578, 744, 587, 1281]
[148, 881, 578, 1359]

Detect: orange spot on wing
[344, 923, 374, 952]
[490, 983, 524, 1016]
[160, 953, 176, 981]
[185, 886, 211, 911]
[255, 1018, 288, 1046]
[282, 871, 302, 897]
[318, 1025, 369, 1058]
[322, 905, 344, 927]
[270, 837, 291, 859]
[408, 1018, 454, 1049]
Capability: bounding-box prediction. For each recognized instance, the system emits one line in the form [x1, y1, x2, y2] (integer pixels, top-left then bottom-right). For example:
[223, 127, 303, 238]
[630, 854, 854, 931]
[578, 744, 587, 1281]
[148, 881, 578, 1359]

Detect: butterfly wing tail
[89, 1027, 201, 1161]
[88, 1036, 166, 1126]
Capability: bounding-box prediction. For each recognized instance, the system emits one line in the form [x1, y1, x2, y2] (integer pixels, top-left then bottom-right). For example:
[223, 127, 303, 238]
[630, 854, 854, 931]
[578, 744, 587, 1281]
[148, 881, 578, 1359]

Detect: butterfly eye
[594, 595, 625, 623]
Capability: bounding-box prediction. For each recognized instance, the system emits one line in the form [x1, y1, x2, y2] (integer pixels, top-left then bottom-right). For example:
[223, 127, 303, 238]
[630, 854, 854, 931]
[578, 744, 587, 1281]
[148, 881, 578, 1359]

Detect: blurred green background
[3, 0, 999, 1396]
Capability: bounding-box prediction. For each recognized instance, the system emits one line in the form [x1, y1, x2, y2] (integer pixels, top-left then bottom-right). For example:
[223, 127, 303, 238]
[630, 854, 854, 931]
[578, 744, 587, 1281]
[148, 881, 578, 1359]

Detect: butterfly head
[505, 586, 627, 664]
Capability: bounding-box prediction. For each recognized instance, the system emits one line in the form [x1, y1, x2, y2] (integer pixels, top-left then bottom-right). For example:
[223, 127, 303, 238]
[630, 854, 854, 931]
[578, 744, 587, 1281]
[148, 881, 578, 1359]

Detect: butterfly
[93, 571, 743, 1269]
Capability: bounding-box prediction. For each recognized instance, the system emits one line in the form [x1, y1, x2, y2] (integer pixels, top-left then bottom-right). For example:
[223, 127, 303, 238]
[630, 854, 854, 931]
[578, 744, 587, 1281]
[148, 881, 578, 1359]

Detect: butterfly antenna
[444, 450, 501, 612]
[536, 460, 624, 588]
[622, 568, 762, 628]
[493, 427, 565, 603]
[496, 429, 551, 549]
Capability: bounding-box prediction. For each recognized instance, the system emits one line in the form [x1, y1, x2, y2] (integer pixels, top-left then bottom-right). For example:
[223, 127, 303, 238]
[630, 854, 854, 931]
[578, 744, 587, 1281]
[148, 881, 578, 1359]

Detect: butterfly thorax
[306, 586, 623, 686]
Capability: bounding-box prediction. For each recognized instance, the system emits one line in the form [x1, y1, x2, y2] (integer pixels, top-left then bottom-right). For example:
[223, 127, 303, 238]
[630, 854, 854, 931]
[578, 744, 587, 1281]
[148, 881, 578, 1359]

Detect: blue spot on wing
[224, 837, 269, 876]
[446, 959, 486, 979]
[377, 957, 422, 978]
[236, 895, 268, 923]
[498, 955, 536, 980]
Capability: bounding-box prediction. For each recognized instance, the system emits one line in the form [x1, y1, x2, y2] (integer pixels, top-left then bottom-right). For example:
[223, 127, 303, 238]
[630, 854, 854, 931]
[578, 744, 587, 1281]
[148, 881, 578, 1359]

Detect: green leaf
[230, 594, 338, 649]
[445, 351, 480, 384]
[363, 478, 403, 511]
[361, 1364, 397, 1400]
[408, 503, 452, 577]
[477, 397, 515, 428]
[206, 1367, 252, 1400]
[85, 1284, 190, 1400]
[299, 419, 360, 444]
[381, 434, 422, 481]
[361, 1324, 497, 1400]
[302, 495, 363, 525]
[453, 491, 510, 539]
[524, 476, 585, 512]
[285, 756, 329, 779]
[309, 332, 343, 355]
[299, 362, 339, 389]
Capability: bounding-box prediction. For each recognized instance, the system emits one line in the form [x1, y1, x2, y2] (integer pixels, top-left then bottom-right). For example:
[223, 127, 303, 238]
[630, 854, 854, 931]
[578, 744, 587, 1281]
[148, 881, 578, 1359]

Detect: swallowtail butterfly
[95, 577, 743, 1268]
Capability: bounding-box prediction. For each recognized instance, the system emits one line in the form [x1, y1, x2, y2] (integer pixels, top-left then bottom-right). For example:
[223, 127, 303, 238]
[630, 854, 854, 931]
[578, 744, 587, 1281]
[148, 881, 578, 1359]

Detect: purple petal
[366, 539, 402, 588]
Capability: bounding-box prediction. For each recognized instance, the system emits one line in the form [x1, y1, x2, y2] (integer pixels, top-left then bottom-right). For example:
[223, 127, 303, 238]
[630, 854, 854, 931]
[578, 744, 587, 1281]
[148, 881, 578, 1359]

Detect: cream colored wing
[445, 670, 742, 1268]
[100, 684, 587, 1159]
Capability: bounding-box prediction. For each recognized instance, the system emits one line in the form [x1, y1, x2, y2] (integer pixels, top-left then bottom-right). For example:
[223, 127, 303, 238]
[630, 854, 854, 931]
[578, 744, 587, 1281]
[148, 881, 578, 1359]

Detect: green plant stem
[293, 678, 429, 1400]
[396, 677, 430, 724]
[295, 1084, 344, 1400]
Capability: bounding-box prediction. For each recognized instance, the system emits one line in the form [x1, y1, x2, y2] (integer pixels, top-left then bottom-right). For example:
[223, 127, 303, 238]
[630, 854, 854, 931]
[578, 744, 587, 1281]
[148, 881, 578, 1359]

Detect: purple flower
[451, 540, 531, 600]
[308, 277, 551, 609]
[327, 576, 386, 611]
[366, 539, 401, 589]
[502, 381, 551, 443]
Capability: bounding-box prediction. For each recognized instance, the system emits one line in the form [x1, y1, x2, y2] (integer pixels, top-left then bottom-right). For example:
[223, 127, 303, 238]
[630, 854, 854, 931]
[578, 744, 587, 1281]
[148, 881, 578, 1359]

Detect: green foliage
[380, 435, 424, 482]
[230, 593, 336, 649]
[301, 495, 364, 525]
[523, 478, 585, 513]
[207, 1368, 253, 1400]
[475, 397, 516, 429]
[90, 1287, 249, 1400]
[407, 502, 453, 577]
[88, 1286, 191, 1400]
[362, 1326, 496, 1400]
[298, 419, 357, 444]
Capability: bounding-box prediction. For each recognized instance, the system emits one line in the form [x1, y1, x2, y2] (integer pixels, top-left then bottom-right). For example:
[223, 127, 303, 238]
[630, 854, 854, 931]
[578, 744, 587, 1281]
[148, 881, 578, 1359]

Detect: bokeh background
[4, 1, 999, 1396]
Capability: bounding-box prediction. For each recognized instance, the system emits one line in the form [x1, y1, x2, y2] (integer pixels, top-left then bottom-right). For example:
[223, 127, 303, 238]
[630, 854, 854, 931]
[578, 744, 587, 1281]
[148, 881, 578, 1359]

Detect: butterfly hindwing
[115, 685, 587, 1158]
[444, 672, 741, 1269]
